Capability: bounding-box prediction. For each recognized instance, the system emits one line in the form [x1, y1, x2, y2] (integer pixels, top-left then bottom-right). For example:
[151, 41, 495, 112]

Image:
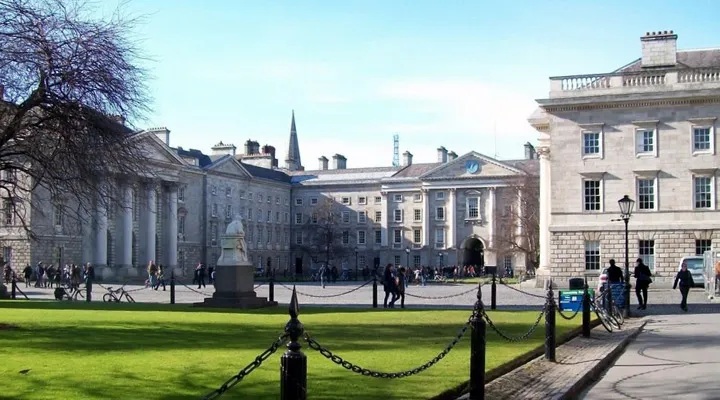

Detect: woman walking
[382, 264, 398, 308]
[673, 261, 695, 312]
[633, 258, 653, 310]
[397, 267, 407, 309]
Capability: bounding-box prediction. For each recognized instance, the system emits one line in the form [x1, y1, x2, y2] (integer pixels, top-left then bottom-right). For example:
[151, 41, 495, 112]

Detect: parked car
[678, 256, 705, 287]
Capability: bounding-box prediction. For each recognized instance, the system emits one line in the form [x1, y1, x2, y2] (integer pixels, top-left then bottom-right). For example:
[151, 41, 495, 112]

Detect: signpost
[558, 289, 595, 312]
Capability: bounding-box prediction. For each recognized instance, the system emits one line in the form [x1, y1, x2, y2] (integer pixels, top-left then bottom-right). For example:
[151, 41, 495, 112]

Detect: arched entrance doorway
[461, 237, 484, 268]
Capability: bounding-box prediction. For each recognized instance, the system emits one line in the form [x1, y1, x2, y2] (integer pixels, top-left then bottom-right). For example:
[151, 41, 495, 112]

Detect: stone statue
[223, 215, 247, 263]
[226, 214, 245, 235]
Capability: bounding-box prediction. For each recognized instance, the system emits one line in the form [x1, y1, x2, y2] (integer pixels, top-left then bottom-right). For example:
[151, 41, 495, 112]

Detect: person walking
[714, 259, 720, 296]
[155, 264, 166, 291]
[23, 264, 32, 287]
[147, 260, 158, 288]
[318, 264, 327, 288]
[397, 267, 407, 309]
[673, 261, 695, 312]
[633, 258, 653, 310]
[196, 263, 206, 289]
[605, 259, 624, 305]
[382, 264, 399, 308]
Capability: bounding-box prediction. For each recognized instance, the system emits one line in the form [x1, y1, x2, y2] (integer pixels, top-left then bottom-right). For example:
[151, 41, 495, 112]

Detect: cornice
[541, 96, 720, 113]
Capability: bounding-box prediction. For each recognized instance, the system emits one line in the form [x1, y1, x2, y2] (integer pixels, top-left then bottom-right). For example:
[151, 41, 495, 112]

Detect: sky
[103, 0, 720, 169]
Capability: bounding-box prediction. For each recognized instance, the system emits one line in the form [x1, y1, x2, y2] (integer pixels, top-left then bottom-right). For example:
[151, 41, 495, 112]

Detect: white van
[678, 256, 705, 287]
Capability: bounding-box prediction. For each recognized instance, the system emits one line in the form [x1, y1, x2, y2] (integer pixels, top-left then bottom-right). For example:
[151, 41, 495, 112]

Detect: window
[582, 131, 601, 156]
[394, 256, 401, 267]
[359, 196, 367, 205]
[413, 255, 421, 268]
[178, 187, 185, 202]
[503, 255, 512, 271]
[267, 210, 271, 222]
[467, 197, 479, 219]
[54, 204, 63, 226]
[693, 127, 712, 153]
[211, 203, 218, 217]
[584, 241, 600, 270]
[393, 229, 402, 244]
[257, 209, 262, 222]
[694, 176, 713, 209]
[635, 129, 655, 156]
[583, 180, 601, 211]
[696, 239, 712, 256]
[295, 232, 303, 245]
[413, 193, 422, 202]
[247, 208, 252, 220]
[393, 209, 403, 223]
[248, 192, 253, 201]
[284, 231, 289, 245]
[374, 230, 382, 244]
[311, 213, 318, 224]
[276, 197, 280, 205]
[393, 194, 403, 202]
[436, 191, 445, 201]
[413, 229, 421, 244]
[435, 228, 445, 248]
[310, 197, 318, 205]
[358, 231, 366, 245]
[267, 195, 272, 204]
[226, 187, 232, 197]
[374, 196, 382, 204]
[342, 211, 350, 223]
[638, 240, 655, 271]
[211, 185, 217, 195]
[247, 227, 253, 242]
[435, 207, 445, 220]
[285, 198, 289, 205]
[295, 198, 303, 206]
[267, 229, 272, 243]
[210, 222, 218, 245]
[284, 212, 289, 223]
[637, 179, 656, 210]
[374, 211, 382, 223]
[3, 247, 11, 265]
[276, 211, 280, 222]
[358, 211, 367, 223]
[341, 196, 351, 205]
[178, 215, 185, 235]
[413, 209, 422, 222]
[358, 255, 366, 267]
[342, 231, 349, 245]
[259, 194, 264, 203]
[225, 204, 232, 219]
[295, 213, 303, 224]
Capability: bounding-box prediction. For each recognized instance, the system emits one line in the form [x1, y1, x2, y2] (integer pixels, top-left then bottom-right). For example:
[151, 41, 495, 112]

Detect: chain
[404, 284, 483, 300]
[482, 303, 546, 342]
[499, 282, 547, 299]
[277, 280, 373, 298]
[254, 282, 264, 289]
[202, 334, 288, 400]
[303, 300, 480, 379]
[175, 279, 215, 296]
[554, 299, 582, 320]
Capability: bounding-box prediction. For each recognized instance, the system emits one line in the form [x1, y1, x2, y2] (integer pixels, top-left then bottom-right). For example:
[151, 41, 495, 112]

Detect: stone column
[538, 147, 551, 271]
[422, 189, 430, 246]
[146, 183, 157, 264]
[167, 183, 178, 270]
[488, 187, 496, 248]
[380, 191, 388, 246]
[516, 188, 523, 237]
[81, 207, 93, 265]
[448, 189, 456, 249]
[94, 198, 108, 266]
[119, 184, 133, 267]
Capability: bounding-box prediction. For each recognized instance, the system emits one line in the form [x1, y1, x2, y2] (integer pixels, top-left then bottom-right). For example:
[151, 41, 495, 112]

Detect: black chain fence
[482, 301, 546, 342]
[277, 280, 373, 298]
[404, 284, 483, 300]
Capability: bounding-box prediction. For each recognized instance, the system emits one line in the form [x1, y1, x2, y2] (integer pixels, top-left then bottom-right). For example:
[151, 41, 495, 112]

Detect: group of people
[192, 263, 213, 289]
[3, 262, 94, 290]
[382, 263, 407, 308]
[145, 261, 167, 291]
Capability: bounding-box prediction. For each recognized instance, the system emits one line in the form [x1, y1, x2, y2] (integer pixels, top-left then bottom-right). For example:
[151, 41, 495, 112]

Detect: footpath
[457, 318, 646, 400]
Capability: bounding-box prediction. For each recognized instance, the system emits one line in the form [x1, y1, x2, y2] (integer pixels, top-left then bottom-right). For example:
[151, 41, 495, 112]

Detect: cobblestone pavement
[584, 313, 720, 399]
[9, 280, 714, 311]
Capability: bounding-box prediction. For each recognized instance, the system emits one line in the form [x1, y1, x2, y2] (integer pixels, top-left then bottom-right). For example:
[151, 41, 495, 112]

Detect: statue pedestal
[194, 216, 276, 309]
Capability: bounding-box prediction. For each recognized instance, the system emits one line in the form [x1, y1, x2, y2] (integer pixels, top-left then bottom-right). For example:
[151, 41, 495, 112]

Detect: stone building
[529, 31, 720, 286]
[2, 110, 538, 279]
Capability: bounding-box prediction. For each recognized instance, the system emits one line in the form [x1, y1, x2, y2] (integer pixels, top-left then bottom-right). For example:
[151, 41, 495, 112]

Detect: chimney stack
[211, 141, 237, 156]
[641, 30, 677, 68]
[402, 151, 413, 166]
[332, 154, 347, 170]
[437, 146, 448, 163]
[524, 142, 537, 160]
[148, 127, 170, 146]
[318, 156, 329, 170]
[447, 151, 458, 161]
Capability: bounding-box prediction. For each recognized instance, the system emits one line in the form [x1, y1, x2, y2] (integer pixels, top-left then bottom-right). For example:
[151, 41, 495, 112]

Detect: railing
[678, 69, 720, 83]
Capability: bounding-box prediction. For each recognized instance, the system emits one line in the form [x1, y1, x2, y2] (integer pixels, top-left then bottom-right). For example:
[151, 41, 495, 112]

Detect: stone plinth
[195, 215, 276, 309]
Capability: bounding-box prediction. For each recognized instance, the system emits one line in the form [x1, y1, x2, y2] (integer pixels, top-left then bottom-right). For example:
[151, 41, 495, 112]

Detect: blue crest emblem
[465, 160, 480, 174]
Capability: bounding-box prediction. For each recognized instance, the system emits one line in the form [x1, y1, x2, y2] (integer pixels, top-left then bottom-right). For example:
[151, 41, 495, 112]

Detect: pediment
[419, 152, 524, 180]
[135, 131, 186, 166]
[206, 155, 252, 179]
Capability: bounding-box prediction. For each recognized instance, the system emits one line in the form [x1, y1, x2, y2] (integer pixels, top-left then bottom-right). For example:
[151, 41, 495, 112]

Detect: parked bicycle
[54, 284, 84, 301]
[590, 289, 624, 333]
[102, 286, 136, 303]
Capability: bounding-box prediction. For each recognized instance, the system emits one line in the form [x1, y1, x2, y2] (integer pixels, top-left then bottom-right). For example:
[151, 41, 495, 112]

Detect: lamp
[618, 195, 635, 318]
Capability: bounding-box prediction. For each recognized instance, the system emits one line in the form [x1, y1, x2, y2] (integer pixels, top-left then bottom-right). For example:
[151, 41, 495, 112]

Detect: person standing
[147, 260, 158, 288]
[196, 263, 206, 289]
[673, 261, 694, 312]
[318, 264, 327, 289]
[382, 264, 399, 308]
[397, 267, 406, 309]
[633, 258, 653, 310]
[714, 260, 720, 296]
[155, 264, 166, 291]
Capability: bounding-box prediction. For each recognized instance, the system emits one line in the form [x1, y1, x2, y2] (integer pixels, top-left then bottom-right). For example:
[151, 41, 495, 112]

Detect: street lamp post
[618, 195, 635, 318]
[354, 247, 358, 281]
[405, 248, 410, 270]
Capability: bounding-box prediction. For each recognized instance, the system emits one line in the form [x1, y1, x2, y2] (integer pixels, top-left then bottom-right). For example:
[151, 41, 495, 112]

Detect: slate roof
[290, 166, 400, 186]
[618, 48, 720, 72]
[174, 147, 213, 167]
[242, 162, 292, 183]
[389, 163, 441, 178]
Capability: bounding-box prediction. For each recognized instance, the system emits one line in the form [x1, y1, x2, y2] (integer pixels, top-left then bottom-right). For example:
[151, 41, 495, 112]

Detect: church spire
[285, 110, 302, 171]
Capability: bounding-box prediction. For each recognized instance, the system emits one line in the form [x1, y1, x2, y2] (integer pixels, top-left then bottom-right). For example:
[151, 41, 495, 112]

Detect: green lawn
[0, 301, 578, 400]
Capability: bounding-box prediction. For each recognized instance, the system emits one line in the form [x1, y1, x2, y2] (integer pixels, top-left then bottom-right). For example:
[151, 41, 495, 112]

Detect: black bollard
[491, 272, 497, 310]
[11, 277, 16, 299]
[469, 283, 486, 400]
[372, 272, 378, 309]
[269, 275, 275, 303]
[582, 278, 591, 338]
[281, 287, 307, 400]
[544, 280, 556, 362]
[170, 272, 176, 305]
[86, 280, 92, 303]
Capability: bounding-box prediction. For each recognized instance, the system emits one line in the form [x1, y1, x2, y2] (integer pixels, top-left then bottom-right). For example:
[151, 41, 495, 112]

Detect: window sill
[582, 154, 602, 160]
[635, 152, 656, 158]
[692, 150, 714, 156]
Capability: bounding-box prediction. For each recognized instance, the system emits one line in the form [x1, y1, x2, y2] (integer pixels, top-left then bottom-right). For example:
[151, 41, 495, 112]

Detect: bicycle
[590, 289, 624, 332]
[54, 284, 84, 301]
[102, 286, 136, 303]
[340, 270, 350, 281]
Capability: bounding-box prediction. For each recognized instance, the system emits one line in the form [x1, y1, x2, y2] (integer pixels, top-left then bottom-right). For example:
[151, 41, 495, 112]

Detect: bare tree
[0, 0, 151, 238]
[293, 197, 355, 271]
[492, 172, 540, 275]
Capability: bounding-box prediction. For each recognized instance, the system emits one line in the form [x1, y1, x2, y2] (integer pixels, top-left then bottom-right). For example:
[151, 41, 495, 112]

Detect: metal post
[544, 280, 556, 362]
[491, 272, 497, 310]
[469, 282, 486, 400]
[624, 218, 631, 318]
[86, 279, 92, 303]
[582, 278, 591, 338]
[372, 270, 378, 308]
[11, 277, 16, 299]
[281, 288, 307, 400]
[355, 251, 358, 282]
[170, 272, 176, 305]
[269, 274, 275, 303]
